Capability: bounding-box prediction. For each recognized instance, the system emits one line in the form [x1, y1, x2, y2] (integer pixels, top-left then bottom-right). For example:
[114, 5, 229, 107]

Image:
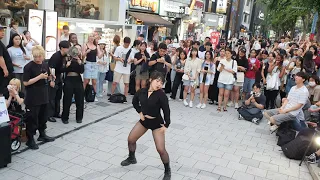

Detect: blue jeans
[96, 72, 106, 96]
[285, 75, 296, 94]
[243, 77, 255, 93]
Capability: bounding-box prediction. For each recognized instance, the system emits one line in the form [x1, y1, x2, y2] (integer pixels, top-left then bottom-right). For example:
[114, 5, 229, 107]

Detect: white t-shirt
[284, 85, 309, 117]
[7, 47, 30, 73]
[60, 34, 69, 42]
[217, 58, 238, 85]
[97, 54, 109, 73]
[114, 46, 131, 74]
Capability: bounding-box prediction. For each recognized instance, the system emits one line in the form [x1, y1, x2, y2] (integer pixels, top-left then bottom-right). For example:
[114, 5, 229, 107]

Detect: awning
[129, 12, 173, 27]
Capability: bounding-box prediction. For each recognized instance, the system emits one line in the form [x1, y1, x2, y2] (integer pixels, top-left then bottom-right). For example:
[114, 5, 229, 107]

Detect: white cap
[98, 39, 107, 45]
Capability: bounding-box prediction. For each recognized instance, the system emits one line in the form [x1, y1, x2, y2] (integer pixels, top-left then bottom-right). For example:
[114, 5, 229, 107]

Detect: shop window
[0, 0, 38, 27]
[54, 0, 118, 21]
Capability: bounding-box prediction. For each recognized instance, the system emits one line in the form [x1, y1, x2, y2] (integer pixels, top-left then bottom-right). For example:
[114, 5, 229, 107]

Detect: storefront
[126, 0, 173, 42]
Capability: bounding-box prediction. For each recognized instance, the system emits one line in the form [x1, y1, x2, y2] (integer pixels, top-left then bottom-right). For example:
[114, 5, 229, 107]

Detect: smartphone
[204, 66, 209, 71]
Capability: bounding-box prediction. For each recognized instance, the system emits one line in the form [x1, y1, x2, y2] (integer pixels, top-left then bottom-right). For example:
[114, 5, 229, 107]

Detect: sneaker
[227, 101, 234, 107]
[95, 97, 98, 102]
[307, 153, 317, 164]
[189, 101, 193, 108]
[97, 94, 103, 98]
[179, 99, 183, 101]
[234, 103, 239, 109]
[196, 103, 202, 108]
[238, 114, 244, 120]
[252, 118, 260, 125]
[270, 125, 278, 131]
[267, 121, 271, 125]
[201, 104, 206, 109]
[120, 157, 137, 166]
[183, 100, 188, 106]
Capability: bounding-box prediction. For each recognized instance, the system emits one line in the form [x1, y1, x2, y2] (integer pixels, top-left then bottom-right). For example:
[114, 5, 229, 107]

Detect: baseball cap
[0, 24, 7, 30]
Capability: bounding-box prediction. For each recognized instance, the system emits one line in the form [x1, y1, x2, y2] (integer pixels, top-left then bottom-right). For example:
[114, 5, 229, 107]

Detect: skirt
[83, 62, 98, 79]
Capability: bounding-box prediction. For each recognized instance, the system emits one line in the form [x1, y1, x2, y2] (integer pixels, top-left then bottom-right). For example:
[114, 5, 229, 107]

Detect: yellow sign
[58, 22, 68, 29]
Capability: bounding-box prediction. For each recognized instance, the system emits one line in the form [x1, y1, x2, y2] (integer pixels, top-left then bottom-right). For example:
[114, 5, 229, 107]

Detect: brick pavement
[0, 94, 314, 180]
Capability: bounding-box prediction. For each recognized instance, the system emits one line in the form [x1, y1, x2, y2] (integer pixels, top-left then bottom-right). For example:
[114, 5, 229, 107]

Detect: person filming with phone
[238, 83, 266, 125]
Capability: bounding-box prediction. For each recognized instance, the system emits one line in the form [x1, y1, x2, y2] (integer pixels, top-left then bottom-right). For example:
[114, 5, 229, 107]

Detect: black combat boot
[163, 163, 171, 180]
[37, 131, 55, 142]
[26, 135, 39, 150]
[121, 151, 137, 166]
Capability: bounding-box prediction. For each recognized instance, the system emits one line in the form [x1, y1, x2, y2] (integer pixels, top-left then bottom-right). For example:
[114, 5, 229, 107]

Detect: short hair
[296, 71, 308, 81]
[139, 34, 145, 38]
[253, 83, 261, 89]
[62, 25, 69, 30]
[205, 42, 212, 46]
[205, 37, 210, 40]
[124, 37, 131, 44]
[32, 45, 45, 58]
[193, 41, 200, 46]
[133, 40, 141, 47]
[158, 43, 167, 50]
[165, 37, 171, 41]
[310, 75, 320, 85]
[9, 78, 21, 92]
[59, 40, 70, 49]
[225, 48, 232, 54]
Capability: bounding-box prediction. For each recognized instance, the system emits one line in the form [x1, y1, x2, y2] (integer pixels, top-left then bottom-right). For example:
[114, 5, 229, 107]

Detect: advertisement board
[216, 0, 227, 14]
[28, 9, 44, 46]
[210, 31, 220, 49]
[128, 0, 159, 14]
[45, 11, 58, 59]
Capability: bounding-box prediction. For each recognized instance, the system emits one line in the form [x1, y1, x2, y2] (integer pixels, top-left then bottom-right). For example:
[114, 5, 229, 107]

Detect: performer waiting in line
[121, 71, 171, 180]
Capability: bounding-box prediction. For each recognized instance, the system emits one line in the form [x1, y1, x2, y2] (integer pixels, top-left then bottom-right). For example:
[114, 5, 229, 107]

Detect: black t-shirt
[4, 91, 25, 112]
[23, 61, 50, 106]
[245, 93, 266, 108]
[134, 51, 150, 66]
[236, 55, 248, 72]
[149, 52, 171, 74]
[0, 41, 14, 76]
[48, 51, 66, 83]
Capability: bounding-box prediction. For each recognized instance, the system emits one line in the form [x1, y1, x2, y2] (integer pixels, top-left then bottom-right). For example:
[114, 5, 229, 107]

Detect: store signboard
[28, 9, 44, 46]
[45, 11, 58, 59]
[204, 13, 219, 27]
[216, 0, 227, 14]
[210, 31, 220, 49]
[128, 0, 159, 14]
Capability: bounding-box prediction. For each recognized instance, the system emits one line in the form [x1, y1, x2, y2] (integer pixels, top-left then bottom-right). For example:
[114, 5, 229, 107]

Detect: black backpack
[85, 84, 96, 102]
[276, 121, 296, 146]
[281, 135, 315, 160]
[109, 93, 126, 103]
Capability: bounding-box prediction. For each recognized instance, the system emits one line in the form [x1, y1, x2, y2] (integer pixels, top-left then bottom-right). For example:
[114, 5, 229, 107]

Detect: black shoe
[48, 117, 57, 122]
[120, 157, 137, 166]
[26, 138, 39, 150]
[163, 170, 171, 180]
[37, 132, 55, 142]
[62, 120, 69, 124]
[53, 114, 61, 118]
[76, 119, 82, 123]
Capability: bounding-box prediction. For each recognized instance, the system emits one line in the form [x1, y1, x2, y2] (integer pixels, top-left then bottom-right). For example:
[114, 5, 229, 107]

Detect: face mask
[309, 82, 316, 87]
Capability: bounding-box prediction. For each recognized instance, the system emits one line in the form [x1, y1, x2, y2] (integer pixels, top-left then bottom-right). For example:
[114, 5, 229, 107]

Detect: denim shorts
[217, 82, 233, 90]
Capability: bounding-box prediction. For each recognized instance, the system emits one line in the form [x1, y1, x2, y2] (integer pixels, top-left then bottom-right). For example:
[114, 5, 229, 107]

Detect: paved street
[0, 94, 314, 180]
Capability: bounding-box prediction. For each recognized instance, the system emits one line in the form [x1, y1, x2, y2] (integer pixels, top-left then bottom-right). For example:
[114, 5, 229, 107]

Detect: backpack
[85, 84, 96, 102]
[281, 131, 316, 160]
[109, 93, 126, 103]
[276, 121, 296, 146]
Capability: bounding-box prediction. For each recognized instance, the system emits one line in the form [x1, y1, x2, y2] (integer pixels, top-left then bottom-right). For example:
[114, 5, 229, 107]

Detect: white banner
[216, 0, 227, 14]
[0, 97, 10, 124]
[28, 9, 44, 46]
[45, 11, 58, 59]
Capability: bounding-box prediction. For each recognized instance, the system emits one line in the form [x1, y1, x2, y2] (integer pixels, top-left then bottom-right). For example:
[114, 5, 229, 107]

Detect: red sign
[210, 32, 220, 49]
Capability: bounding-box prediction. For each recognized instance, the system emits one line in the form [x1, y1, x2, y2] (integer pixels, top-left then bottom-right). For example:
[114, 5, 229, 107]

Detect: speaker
[0, 122, 11, 168]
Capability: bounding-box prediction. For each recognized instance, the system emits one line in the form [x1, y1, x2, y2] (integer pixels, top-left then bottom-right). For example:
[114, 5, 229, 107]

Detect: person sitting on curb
[264, 72, 309, 131]
[238, 83, 265, 124]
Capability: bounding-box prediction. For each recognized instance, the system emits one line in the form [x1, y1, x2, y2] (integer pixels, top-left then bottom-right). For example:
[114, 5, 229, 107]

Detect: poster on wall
[210, 31, 220, 49]
[136, 26, 148, 40]
[45, 11, 58, 59]
[216, 0, 227, 14]
[128, 0, 159, 14]
[28, 9, 44, 46]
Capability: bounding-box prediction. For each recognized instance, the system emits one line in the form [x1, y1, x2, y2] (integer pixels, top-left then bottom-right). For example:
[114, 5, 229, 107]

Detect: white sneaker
[183, 100, 188, 106]
[234, 103, 239, 109]
[196, 103, 202, 108]
[270, 125, 278, 131]
[227, 101, 234, 107]
[189, 101, 193, 108]
[267, 121, 271, 125]
[179, 99, 183, 101]
[201, 104, 206, 109]
[95, 97, 98, 102]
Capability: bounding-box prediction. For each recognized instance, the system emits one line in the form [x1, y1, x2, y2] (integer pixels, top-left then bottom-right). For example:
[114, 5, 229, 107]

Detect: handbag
[266, 69, 280, 90]
[236, 72, 245, 83]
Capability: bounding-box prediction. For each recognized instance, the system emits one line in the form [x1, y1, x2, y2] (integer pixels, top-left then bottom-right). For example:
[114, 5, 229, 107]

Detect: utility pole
[225, 0, 233, 39]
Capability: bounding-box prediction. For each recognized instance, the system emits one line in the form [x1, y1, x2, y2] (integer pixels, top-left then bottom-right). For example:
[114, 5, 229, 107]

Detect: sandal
[217, 107, 221, 112]
[223, 107, 227, 112]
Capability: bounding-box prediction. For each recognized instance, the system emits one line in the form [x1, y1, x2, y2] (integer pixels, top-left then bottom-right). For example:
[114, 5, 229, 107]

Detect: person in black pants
[23, 45, 55, 150]
[121, 72, 171, 180]
[170, 50, 187, 100]
[47, 41, 70, 122]
[61, 45, 84, 124]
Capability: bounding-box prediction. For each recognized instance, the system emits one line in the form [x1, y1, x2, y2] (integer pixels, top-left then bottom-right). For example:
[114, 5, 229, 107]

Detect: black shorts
[139, 117, 164, 131]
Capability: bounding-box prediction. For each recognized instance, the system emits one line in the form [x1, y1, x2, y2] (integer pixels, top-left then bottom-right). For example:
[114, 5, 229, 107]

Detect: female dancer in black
[121, 72, 171, 180]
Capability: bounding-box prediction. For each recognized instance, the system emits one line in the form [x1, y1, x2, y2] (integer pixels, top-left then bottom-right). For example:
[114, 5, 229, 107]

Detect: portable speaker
[0, 122, 11, 168]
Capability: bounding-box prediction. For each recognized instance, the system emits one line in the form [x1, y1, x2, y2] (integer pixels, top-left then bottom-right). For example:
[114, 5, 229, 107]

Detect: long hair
[189, 48, 198, 58]
[205, 51, 214, 62]
[179, 50, 187, 60]
[7, 33, 26, 54]
[145, 71, 165, 89]
[304, 51, 314, 69]
[151, 41, 158, 51]
[140, 42, 149, 56]
[69, 33, 78, 45]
